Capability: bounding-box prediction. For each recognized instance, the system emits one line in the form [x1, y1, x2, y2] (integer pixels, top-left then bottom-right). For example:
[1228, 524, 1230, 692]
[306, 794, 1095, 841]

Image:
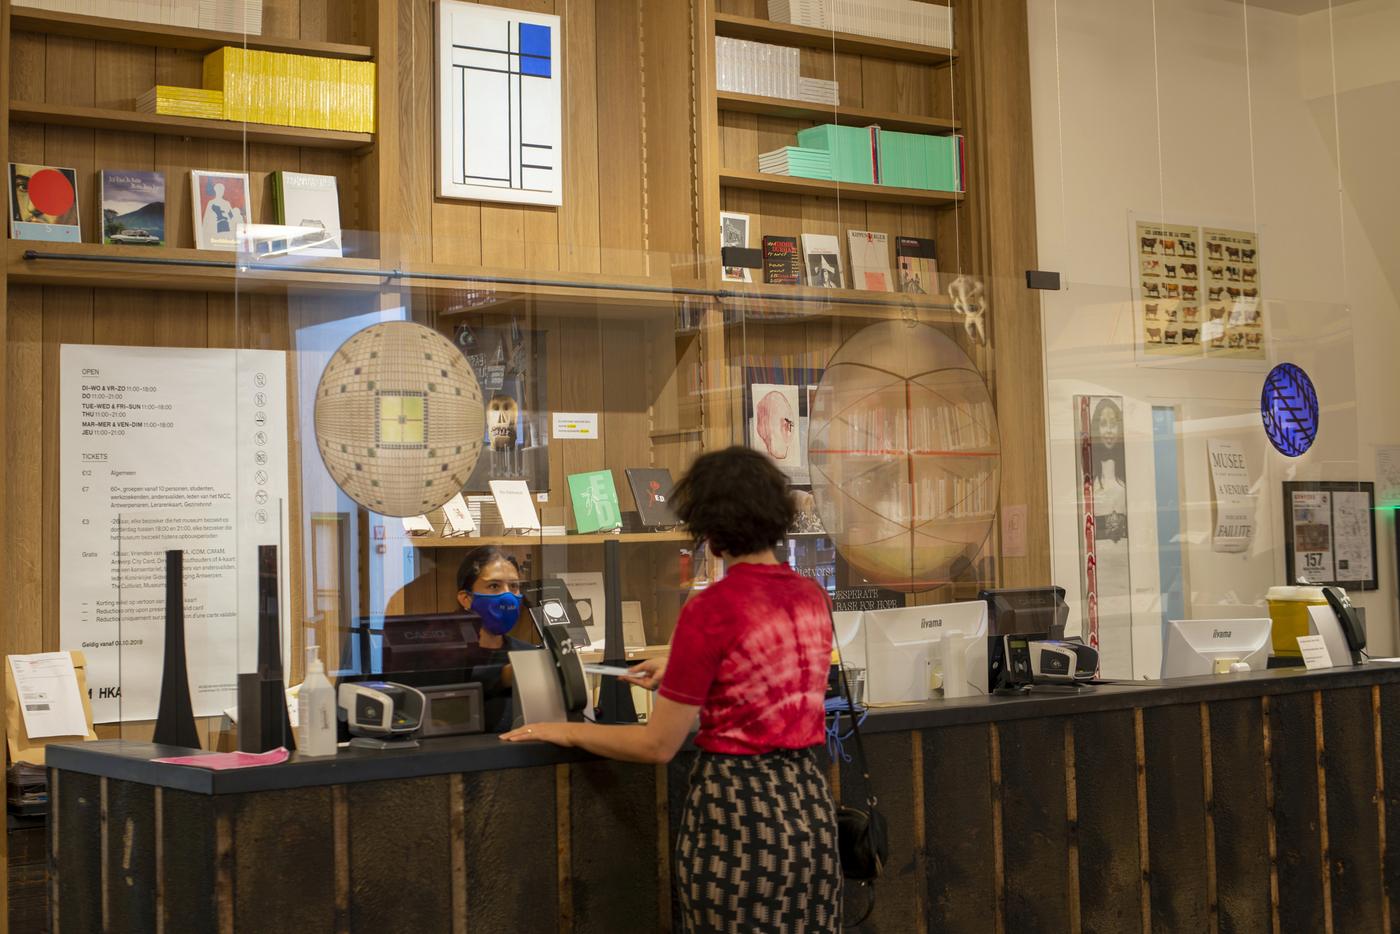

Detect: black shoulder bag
[830, 613, 889, 924]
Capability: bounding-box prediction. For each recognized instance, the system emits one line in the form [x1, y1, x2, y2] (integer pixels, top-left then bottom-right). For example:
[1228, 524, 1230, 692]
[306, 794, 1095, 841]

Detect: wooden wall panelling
[1141, 703, 1210, 933]
[1206, 698, 1273, 934]
[641, 0, 703, 280]
[461, 765, 559, 933]
[347, 776, 454, 931]
[550, 311, 604, 529]
[1320, 686, 1384, 930]
[559, 0, 601, 275]
[229, 787, 338, 932]
[2, 289, 41, 664]
[160, 788, 219, 931]
[381, 0, 435, 266]
[1268, 690, 1326, 931]
[52, 771, 103, 934]
[569, 760, 661, 933]
[1072, 709, 1143, 934]
[103, 778, 158, 932]
[1380, 684, 1400, 924]
[957, 0, 1048, 587]
[922, 723, 995, 933]
[838, 732, 921, 932]
[594, 0, 649, 277]
[997, 716, 1071, 932]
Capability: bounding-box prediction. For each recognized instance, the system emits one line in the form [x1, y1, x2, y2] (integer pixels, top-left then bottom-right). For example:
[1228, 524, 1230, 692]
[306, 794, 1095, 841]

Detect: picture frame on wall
[436, 1, 563, 206]
[1282, 481, 1379, 591]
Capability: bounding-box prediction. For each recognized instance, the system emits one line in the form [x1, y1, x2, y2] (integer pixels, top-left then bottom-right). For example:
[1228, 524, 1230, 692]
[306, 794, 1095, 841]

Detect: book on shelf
[796, 124, 878, 185]
[878, 130, 961, 191]
[441, 493, 477, 536]
[895, 236, 937, 294]
[489, 480, 541, 532]
[271, 171, 343, 257]
[136, 86, 225, 119]
[768, 0, 953, 49]
[797, 76, 839, 105]
[101, 170, 165, 246]
[801, 233, 844, 289]
[7, 163, 81, 243]
[568, 470, 623, 534]
[847, 230, 893, 291]
[12, 0, 260, 32]
[625, 468, 679, 529]
[762, 235, 803, 285]
[204, 46, 376, 133]
[757, 146, 832, 180]
[720, 211, 753, 283]
[715, 36, 800, 98]
[190, 170, 251, 251]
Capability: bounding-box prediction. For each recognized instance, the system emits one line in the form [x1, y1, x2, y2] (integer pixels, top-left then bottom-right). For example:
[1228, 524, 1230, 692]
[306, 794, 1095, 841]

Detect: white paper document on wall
[8, 652, 89, 739]
[1378, 445, 1400, 508]
[1207, 439, 1255, 553]
[59, 345, 290, 723]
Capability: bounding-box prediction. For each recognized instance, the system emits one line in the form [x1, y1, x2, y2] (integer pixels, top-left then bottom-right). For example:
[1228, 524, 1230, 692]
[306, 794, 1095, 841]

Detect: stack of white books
[758, 146, 832, 179]
[13, 0, 262, 33]
[769, 0, 953, 49]
[715, 36, 800, 99]
[798, 77, 839, 105]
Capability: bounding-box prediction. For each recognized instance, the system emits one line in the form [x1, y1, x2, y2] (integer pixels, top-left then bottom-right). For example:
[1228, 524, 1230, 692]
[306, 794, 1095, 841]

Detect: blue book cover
[101, 170, 166, 246]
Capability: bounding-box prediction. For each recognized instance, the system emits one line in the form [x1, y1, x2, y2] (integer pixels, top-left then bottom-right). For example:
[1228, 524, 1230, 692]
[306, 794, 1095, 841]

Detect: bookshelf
[10, 8, 374, 59]
[8, 101, 374, 150]
[717, 168, 962, 205]
[715, 90, 960, 135]
[712, 11, 956, 65]
[403, 531, 693, 549]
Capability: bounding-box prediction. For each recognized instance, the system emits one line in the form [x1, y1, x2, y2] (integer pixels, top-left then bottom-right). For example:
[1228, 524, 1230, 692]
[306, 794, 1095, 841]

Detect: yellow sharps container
[1266, 586, 1327, 658]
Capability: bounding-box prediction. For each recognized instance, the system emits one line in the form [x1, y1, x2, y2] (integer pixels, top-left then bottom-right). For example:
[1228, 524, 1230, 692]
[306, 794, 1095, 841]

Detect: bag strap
[828, 605, 876, 809]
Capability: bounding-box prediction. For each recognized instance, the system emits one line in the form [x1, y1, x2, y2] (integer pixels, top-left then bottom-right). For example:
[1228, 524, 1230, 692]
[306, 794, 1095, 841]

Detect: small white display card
[8, 652, 89, 739]
[490, 480, 542, 531]
[552, 412, 599, 440]
[442, 493, 478, 536]
[1296, 635, 1335, 671]
[401, 515, 434, 536]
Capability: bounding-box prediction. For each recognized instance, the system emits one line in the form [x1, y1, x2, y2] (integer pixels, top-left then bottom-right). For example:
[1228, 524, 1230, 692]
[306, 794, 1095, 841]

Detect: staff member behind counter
[455, 545, 534, 733]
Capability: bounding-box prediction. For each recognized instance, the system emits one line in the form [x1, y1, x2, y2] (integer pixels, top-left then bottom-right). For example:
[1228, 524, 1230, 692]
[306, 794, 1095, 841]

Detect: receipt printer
[338, 681, 425, 744]
[1028, 640, 1098, 684]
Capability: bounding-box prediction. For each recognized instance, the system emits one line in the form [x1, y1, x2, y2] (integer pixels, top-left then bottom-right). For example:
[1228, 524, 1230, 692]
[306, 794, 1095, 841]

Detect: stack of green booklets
[796, 124, 877, 184]
[758, 146, 833, 179]
[878, 130, 961, 192]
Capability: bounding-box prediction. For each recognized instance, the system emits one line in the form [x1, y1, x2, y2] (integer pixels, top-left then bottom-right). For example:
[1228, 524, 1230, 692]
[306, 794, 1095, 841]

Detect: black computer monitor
[978, 586, 1069, 639]
[379, 613, 480, 673]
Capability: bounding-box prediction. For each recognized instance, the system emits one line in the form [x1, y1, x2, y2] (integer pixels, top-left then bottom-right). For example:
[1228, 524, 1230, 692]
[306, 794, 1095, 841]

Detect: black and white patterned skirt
[675, 746, 842, 933]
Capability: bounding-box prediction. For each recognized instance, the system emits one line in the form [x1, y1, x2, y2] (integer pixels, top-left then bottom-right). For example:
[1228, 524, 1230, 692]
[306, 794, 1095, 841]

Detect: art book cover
[101, 170, 165, 246]
[896, 236, 938, 294]
[272, 171, 342, 257]
[8, 163, 81, 242]
[847, 229, 892, 291]
[749, 383, 804, 477]
[454, 319, 550, 492]
[720, 211, 752, 282]
[801, 233, 844, 289]
[762, 235, 802, 285]
[191, 170, 250, 251]
[568, 470, 622, 533]
[489, 479, 541, 531]
[625, 468, 678, 528]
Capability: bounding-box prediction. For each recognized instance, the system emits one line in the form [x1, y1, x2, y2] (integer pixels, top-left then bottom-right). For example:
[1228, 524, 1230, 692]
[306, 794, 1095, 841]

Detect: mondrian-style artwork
[437, 1, 563, 206]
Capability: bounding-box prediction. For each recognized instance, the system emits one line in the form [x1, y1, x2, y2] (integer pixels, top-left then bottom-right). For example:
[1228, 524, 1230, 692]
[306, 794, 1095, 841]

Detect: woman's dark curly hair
[456, 545, 521, 593]
[672, 446, 795, 557]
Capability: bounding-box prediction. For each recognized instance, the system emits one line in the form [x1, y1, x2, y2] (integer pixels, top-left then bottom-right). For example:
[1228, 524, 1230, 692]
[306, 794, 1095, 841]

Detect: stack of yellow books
[136, 86, 226, 120]
[203, 47, 376, 133]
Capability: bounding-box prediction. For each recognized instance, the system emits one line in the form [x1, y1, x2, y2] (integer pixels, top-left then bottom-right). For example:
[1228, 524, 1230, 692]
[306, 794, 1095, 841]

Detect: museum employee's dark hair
[672, 446, 796, 558]
[456, 545, 521, 593]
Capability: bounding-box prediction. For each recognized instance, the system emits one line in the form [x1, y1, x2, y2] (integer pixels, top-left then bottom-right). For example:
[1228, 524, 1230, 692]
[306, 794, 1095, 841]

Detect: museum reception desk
[47, 664, 1400, 933]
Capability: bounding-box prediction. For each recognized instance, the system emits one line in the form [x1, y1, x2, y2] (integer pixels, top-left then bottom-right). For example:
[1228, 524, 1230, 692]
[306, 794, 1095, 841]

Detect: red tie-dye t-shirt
[658, 562, 831, 754]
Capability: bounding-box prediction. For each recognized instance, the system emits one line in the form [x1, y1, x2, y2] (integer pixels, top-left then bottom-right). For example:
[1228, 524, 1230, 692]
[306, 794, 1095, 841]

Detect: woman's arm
[499, 694, 699, 764]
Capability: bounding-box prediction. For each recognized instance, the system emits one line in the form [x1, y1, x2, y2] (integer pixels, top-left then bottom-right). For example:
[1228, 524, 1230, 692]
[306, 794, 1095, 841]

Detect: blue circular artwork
[1261, 363, 1319, 456]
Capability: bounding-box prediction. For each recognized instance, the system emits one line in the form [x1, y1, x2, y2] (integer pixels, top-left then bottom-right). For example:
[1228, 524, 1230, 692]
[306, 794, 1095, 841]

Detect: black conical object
[153, 550, 201, 749]
[237, 544, 295, 752]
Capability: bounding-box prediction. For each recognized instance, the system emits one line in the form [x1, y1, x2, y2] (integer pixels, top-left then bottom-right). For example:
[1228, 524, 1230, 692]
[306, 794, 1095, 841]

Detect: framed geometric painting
[436, 1, 563, 206]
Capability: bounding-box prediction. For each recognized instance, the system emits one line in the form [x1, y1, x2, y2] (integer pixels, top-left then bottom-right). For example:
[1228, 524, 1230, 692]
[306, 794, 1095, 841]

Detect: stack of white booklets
[758, 146, 831, 178]
[13, 0, 263, 33]
[715, 37, 800, 98]
[768, 0, 953, 49]
[798, 77, 839, 105]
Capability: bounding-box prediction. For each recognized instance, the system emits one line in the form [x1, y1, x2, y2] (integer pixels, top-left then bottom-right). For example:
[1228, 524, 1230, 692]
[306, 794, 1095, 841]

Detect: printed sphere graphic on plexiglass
[809, 321, 1000, 593]
[314, 322, 485, 517]
[1261, 362, 1319, 457]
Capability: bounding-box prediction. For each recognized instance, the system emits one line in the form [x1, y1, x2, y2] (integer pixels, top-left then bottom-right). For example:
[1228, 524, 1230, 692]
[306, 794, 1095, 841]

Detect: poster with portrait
[1201, 227, 1263, 359]
[454, 318, 550, 492]
[1074, 395, 1133, 673]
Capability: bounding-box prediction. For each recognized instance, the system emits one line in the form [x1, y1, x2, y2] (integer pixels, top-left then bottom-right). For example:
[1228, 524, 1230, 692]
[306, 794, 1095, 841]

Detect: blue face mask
[471, 591, 522, 636]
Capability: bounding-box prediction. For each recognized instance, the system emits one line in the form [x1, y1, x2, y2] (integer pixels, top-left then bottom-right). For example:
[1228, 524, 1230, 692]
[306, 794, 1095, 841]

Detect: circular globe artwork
[809, 321, 1000, 593]
[314, 321, 485, 517]
[1261, 362, 1319, 457]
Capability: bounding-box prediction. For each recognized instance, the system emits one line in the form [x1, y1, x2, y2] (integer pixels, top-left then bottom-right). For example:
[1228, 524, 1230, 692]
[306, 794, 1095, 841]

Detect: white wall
[1025, 0, 1400, 677]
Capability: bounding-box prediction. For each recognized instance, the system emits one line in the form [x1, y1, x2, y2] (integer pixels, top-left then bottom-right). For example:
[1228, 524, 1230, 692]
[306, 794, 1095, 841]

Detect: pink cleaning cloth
[152, 747, 291, 770]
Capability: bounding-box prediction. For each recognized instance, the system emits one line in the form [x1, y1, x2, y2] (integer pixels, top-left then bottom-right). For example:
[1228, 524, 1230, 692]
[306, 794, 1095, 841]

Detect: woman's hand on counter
[622, 656, 667, 691]
[500, 721, 576, 747]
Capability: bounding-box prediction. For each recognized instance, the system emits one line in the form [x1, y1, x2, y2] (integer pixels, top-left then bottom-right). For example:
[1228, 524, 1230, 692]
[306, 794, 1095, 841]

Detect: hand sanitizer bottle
[297, 639, 338, 757]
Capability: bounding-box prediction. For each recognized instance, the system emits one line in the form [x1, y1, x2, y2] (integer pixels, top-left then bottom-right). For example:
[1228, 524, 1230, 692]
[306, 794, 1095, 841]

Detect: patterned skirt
[675, 746, 842, 934]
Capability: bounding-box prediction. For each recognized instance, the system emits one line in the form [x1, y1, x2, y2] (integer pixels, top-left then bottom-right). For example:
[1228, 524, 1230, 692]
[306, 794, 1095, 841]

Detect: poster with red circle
[8, 162, 81, 242]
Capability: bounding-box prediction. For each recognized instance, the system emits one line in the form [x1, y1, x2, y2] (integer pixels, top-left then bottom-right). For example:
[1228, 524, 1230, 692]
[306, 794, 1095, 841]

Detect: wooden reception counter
[47, 663, 1400, 933]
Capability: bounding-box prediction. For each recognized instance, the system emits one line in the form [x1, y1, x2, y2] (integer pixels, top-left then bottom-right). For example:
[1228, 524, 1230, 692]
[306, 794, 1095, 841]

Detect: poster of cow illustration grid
[437, 2, 563, 206]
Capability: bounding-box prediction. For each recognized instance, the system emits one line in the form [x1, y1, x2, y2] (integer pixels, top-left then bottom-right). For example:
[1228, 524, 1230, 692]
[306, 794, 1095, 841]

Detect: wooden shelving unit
[8, 101, 373, 150]
[404, 531, 692, 549]
[717, 168, 962, 205]
[713, 12, 956, 65]
[715, 90, 959, 135]
[10, 8, 374, 59]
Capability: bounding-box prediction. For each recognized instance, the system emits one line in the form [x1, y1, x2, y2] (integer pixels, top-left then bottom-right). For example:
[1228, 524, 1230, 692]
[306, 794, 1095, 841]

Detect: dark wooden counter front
[47, 664, 1400, 933]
